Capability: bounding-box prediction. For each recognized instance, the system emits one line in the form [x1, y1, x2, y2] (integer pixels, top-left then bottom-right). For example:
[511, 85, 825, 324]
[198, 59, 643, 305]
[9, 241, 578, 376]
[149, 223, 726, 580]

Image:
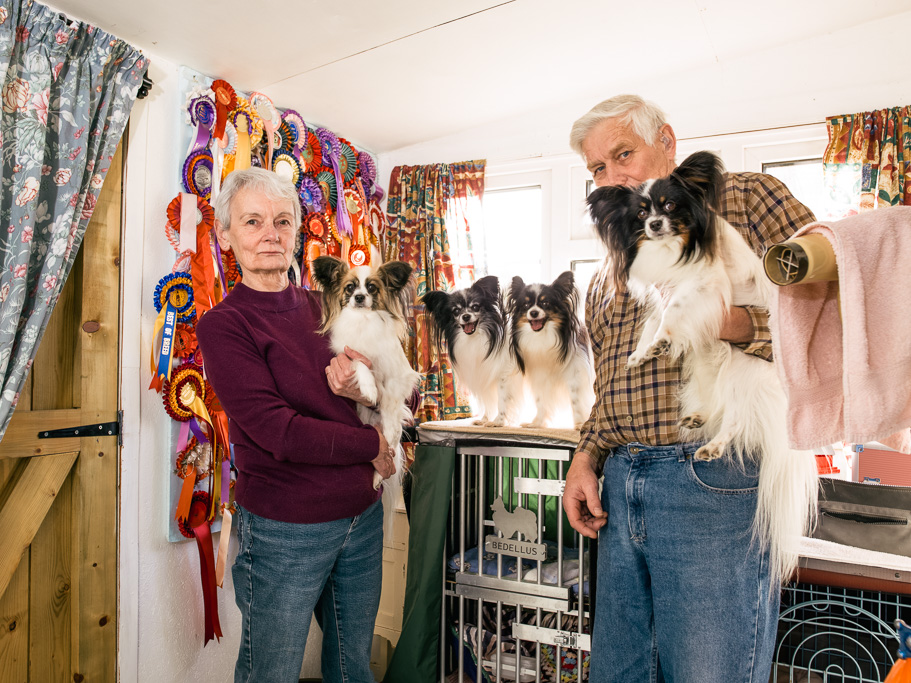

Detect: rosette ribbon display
[315, 127, 353, 237]
[250, 92, 280, 169]
[166, 193, 220, 321]
[210, 79, 237, 143]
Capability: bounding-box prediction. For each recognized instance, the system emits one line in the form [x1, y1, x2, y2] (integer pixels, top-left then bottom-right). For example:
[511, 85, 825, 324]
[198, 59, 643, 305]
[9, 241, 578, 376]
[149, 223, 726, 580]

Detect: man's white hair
[569, 94, 668, 155]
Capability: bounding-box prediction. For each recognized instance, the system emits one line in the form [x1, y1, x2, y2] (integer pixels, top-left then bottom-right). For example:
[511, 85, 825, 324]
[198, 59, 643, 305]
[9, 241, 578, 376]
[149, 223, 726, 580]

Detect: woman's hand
[326, 346, 376, 407]
[370, 426, 396, 480]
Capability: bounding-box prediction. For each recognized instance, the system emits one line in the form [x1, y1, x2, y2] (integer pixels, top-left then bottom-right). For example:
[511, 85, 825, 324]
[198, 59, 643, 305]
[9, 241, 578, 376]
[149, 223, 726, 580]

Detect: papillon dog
[507, 272, 595, 430]
[422, 276, 523, 426]
[586, 150, 817, 580]
[311, 256, 420, 495]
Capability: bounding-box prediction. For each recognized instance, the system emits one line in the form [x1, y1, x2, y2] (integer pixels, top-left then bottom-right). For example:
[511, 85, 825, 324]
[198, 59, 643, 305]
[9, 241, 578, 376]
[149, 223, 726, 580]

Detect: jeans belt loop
[676, 443, 687, 462]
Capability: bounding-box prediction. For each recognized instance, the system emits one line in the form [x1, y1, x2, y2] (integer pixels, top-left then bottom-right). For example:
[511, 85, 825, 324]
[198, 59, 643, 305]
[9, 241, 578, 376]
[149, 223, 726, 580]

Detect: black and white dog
[508, 272, 595, 430]
[422, 276, 523, 426]
[586, 150, 817, 580]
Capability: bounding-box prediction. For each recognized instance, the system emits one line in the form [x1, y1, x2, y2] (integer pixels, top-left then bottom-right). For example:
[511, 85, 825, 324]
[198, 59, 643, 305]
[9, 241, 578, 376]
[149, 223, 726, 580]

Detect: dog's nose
[461, 314, 471, 322]
[528, 310, 539, 318]
[354, 294, 366, 304]
[648, 220, 663, 232]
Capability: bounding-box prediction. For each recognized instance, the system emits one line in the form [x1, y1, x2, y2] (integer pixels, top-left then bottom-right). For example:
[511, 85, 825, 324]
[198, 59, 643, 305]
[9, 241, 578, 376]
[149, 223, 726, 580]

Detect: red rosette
[221, 249, 241, 285]
[162, 363, 208, 422]
[178, 490, 212, 539]
[173, 323, 198, 359]
[166, 194, 214, 253]
[211, 80, 237, 140]
[300, 130, 323, 173]
[347, 245, 370, 268]
[343, 187, 365, 221]
[303, 211, 329, 239]
[368, 202, 386, 236]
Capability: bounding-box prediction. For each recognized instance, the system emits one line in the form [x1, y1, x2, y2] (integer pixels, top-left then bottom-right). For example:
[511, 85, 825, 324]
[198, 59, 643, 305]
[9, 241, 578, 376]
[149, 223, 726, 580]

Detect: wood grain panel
[71, 143, 122, 683]
[0, 554, 29, 681]
[0, 409, 114, 460]
[0, 452, 78, 600]
[29, 473, 72, 681]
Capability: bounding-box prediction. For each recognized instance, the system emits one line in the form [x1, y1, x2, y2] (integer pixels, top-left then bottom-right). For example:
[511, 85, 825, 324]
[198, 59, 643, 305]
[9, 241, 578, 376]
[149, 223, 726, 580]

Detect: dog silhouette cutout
[491, 496, 538, 541]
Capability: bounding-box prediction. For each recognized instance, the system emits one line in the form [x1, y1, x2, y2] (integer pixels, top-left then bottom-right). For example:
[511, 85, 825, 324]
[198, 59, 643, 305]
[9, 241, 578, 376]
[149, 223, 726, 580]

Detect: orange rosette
[211, 79, 237, 140]
[347, 244, 370, 268]
[173, 323, 198, 359]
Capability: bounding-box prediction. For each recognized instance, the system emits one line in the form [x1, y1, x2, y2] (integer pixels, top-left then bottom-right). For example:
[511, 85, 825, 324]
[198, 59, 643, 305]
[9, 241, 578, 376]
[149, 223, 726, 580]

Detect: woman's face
[215, 187, 297, 279]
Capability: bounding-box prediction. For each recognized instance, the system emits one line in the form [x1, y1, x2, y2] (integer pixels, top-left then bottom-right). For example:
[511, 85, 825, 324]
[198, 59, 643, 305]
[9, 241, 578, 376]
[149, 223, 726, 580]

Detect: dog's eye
[470, 304, 480, 312]
[344, 283, 355, 294]
[664, 200, 676, 212]
[366, 284, 377, 295]
[637, 209, 649, 220]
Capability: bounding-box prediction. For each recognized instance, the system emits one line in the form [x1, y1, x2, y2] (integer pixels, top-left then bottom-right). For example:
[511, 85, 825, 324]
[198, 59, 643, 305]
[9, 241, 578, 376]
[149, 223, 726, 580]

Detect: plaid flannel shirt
[576, 172, 816, 470]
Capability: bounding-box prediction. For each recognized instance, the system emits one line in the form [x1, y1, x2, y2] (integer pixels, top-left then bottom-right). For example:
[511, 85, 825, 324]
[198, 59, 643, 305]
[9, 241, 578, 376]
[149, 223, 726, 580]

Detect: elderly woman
[196, 167, 394, 683]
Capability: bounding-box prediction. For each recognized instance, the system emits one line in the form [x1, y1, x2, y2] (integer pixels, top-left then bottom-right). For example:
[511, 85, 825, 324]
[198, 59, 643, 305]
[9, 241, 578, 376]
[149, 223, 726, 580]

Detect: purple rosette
[300, 174, 324, 213]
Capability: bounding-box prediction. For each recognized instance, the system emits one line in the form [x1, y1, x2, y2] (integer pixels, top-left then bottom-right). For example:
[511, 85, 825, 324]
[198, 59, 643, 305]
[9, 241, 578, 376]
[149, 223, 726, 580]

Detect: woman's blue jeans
[232, 500, 384, 683]
[590, 442, 779, 683]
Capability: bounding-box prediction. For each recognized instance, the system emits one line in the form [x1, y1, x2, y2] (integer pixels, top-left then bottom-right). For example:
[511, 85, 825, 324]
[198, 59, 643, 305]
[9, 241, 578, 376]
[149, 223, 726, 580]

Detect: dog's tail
[749, 377, 818, 584]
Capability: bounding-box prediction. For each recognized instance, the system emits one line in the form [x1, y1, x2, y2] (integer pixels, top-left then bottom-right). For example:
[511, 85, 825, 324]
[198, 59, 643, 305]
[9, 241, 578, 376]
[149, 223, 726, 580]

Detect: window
[482, 185, 543, 286]
[762, 158, 832, 220]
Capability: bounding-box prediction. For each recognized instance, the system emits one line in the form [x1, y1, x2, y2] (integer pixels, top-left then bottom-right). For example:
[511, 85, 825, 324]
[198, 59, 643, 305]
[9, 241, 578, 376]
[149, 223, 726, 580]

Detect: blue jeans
[590, 442, 779, 683]
[232, 500, 384, 683]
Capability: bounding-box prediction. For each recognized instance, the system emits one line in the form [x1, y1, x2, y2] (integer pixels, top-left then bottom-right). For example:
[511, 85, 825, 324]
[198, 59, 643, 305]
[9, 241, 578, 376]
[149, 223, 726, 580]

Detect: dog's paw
[487, 415, 507, 428]
[694, 442, 724, 461]
[645, 337, 671, 358]
[678, 413, 706, 430]
[520, 421, 543, 429]
[472, 417, 488, 426]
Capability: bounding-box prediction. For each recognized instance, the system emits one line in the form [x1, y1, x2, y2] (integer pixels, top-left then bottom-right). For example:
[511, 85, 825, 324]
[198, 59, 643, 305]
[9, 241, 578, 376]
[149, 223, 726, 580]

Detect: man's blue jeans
[232, 499, 383, 683]
[590, 442, 779, 682]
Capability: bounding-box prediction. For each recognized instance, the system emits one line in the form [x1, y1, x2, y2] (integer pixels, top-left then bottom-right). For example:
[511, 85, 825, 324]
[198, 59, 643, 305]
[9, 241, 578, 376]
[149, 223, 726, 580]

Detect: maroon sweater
[196, 282, 381, 523]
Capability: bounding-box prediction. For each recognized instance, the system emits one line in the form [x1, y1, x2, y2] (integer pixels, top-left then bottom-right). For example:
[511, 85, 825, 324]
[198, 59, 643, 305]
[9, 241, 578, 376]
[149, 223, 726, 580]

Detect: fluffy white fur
[513, 307, 595, 429]
[626, 216, 818, 581]
[450, 329, 524, 427]
[315, 260, 419, 511]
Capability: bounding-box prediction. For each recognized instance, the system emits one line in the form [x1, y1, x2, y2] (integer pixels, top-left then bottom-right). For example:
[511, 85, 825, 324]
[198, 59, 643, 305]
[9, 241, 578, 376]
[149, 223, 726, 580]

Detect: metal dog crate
[438, 435, 595, 683]
[772, 582, 908, 682]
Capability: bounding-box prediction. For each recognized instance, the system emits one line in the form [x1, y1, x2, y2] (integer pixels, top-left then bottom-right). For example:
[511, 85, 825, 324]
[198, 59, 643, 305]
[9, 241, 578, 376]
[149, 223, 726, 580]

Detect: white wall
[120, 54, 243, 683]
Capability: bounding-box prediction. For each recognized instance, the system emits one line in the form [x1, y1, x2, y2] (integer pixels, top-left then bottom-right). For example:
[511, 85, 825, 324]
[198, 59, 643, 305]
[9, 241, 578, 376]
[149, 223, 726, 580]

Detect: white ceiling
[44, 0, 911, 154]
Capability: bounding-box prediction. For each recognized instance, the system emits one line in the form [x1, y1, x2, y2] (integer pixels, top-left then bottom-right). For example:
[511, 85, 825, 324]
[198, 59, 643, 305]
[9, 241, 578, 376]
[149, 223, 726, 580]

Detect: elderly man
[563, 95, 815, 682]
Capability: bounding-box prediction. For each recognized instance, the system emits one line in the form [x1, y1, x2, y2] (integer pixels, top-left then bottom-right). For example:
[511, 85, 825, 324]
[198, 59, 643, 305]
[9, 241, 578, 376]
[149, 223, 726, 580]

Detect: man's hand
[720, 306, 753, 344]
[370, 425, 396, 480]
[563, 452, 607, 539]
[326, 346, 375, 406]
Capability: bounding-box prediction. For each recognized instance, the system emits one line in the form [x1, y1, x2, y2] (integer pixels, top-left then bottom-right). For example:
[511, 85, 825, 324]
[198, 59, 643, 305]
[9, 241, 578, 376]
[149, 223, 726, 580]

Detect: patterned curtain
[386, 160, 486, 422]
[0, 0, 147, 438]
[823, 106, 911, 217]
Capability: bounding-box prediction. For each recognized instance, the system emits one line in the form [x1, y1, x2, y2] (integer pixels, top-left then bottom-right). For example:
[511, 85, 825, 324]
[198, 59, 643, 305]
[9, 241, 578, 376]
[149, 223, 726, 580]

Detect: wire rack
[773, 582, 908, 682]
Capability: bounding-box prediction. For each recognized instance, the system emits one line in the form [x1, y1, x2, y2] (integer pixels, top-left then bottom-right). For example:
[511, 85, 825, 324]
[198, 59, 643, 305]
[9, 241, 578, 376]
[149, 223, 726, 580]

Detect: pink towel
[770, 206, 911, 454]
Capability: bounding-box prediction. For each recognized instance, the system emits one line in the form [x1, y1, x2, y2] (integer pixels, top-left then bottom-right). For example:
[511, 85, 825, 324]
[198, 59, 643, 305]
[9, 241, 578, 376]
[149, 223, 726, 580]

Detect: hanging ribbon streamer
[178, 492, 222, 645]
[250, 92, 280, 170]
[316, 127, 353, 237]
[148, 302, 178, 392]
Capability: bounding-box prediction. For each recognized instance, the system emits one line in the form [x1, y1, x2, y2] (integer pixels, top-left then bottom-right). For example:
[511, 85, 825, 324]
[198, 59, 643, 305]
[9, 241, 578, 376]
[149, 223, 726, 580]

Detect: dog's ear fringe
[671, 151, 725, 212]
[378, 260, 413, 293]
[312, 255, 346, 290]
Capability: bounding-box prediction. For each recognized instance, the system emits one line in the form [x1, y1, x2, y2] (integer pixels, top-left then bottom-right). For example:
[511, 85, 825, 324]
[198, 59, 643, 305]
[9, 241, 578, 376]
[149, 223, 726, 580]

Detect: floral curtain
[0, 0, 147, 439]
[823, 106, 911, 217]
[386, 160, 486, 422]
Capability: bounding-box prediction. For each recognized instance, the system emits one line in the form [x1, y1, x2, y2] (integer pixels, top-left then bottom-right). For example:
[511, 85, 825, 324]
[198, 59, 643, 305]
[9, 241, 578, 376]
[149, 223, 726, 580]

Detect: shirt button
[626, 415, 633, 423]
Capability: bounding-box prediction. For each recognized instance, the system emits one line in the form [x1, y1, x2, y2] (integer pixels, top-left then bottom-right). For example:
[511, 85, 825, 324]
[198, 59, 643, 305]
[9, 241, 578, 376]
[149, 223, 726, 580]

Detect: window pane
[483, 186, 543, 287]
[762, 159, 832, 220]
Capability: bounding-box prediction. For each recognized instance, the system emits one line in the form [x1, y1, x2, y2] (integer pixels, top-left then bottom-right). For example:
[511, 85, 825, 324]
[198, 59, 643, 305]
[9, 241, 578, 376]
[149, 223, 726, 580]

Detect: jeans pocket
[687, 457, 759, 494]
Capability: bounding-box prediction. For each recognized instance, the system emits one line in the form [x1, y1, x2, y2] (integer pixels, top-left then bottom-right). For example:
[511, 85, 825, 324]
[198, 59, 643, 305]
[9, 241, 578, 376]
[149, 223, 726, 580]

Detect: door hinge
[39, 410, 122, 446]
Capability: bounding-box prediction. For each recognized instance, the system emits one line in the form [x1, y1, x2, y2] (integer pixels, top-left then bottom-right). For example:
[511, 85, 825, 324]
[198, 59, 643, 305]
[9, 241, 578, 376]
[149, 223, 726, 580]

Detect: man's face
[581, 118, 676, 188]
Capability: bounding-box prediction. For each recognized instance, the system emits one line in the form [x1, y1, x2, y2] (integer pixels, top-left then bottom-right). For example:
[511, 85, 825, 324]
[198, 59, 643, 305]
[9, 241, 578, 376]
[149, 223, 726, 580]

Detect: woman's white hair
[214, 167, 301, 231]
[569, 94, 668, 155]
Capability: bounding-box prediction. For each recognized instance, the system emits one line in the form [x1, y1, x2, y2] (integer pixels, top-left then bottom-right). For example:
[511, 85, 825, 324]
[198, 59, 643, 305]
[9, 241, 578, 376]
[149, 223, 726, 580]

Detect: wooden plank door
[0, 142, 124, 683]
